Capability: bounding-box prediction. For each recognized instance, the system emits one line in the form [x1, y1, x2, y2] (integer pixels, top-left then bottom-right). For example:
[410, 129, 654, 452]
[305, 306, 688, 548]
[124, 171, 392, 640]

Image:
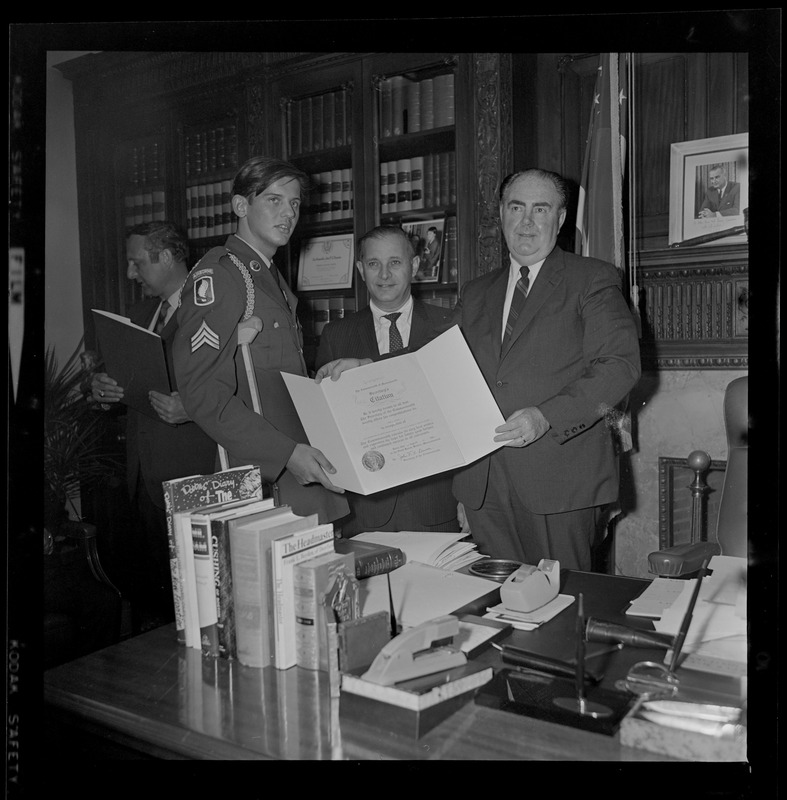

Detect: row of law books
[162, 465, 405, 670]
[379, 73, 455, 138]
[185, 181, 237, 240]
[286, 88, 353, 158]
[124, 190, 167, 231]
[380, 152, 456, 214]
[124, 140, 163, 187]
[300, 295, 358, 338]
[303, 169, 354, 223]
[183, 123, 238, 180]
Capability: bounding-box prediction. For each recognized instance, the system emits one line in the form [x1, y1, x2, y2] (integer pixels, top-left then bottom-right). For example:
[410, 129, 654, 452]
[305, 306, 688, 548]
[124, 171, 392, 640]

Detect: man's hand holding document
[282, 325, 505, 495]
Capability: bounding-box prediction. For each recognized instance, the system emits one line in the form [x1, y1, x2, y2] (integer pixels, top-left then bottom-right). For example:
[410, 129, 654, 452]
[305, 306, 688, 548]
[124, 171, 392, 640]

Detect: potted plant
[44, 339, 122, 546]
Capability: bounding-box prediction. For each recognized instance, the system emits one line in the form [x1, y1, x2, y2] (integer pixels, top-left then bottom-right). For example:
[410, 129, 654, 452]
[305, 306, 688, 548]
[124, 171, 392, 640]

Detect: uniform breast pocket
[251, 307, 294, 367]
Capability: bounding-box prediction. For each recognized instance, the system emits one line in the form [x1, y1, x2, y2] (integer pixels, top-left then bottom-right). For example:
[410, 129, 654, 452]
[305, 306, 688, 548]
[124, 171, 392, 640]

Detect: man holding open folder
[90, 221, 217, 630]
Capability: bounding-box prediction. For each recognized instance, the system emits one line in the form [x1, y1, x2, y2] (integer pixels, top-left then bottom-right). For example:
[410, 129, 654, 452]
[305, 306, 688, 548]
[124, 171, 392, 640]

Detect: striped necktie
[155, 299, 170, 335]
[503, 265, 530, 346]
[383, 312, 404, 352]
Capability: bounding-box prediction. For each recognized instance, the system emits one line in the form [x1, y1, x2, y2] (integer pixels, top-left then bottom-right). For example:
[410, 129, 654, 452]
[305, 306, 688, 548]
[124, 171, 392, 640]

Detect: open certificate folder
[92, 308, 171, 420]
[282, 325, 506, 495]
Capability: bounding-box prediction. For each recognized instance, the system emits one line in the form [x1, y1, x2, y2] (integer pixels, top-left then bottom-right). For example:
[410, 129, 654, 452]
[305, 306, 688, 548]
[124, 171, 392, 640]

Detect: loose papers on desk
[483, 594, 575, 630]
[359, 562, 498, 630]
[353, 530, 487, 572]
[282, 325, 505, 495]
[653, 555, 747, 677]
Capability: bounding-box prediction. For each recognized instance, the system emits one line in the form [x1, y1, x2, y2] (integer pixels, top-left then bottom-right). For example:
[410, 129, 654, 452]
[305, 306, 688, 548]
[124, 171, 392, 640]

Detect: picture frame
[297, 233, 354, 291]
[401, 219, 445, 283]
[668, 133, 749, 247]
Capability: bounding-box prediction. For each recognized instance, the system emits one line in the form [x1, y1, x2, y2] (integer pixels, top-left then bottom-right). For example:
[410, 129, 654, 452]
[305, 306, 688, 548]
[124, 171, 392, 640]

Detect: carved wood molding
[473, 53, 512, 276]
[638, 246, 748, 369]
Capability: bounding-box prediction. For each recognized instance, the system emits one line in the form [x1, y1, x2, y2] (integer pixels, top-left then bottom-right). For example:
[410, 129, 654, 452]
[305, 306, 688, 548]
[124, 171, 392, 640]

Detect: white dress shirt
[370, 296, 414, 354]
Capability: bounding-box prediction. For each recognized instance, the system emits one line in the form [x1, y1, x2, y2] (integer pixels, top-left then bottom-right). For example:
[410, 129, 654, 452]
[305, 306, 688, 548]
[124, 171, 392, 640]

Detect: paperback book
[162, 465, 265, 645]
[270, 523, 336, 669]
[189, 497, 277, 657]
[230, 508, 319, 668]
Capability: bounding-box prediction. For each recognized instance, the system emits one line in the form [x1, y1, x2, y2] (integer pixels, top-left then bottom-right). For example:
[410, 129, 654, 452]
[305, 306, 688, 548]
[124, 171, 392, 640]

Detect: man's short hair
[127, 220, 189, 264]
[357, 225, 416, 262]
[232, 156, 311, 203]
[498, 168, 570, 211]
[709, 163, 728, 177]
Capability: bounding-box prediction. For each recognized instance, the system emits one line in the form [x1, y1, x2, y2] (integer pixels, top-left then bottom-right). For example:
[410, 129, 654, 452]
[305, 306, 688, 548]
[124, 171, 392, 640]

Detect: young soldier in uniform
[172, 156, 349, 526]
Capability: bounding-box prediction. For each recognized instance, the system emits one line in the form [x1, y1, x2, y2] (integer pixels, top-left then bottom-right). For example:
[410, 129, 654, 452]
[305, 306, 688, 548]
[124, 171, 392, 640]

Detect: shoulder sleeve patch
[194, 275, 215, 306]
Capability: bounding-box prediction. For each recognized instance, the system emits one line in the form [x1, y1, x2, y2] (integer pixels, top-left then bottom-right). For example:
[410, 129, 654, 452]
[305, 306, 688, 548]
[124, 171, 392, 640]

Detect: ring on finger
[99, 390, 105, 397]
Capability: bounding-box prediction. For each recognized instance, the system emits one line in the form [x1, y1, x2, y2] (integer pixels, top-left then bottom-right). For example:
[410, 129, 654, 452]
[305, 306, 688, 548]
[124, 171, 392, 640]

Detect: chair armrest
[647, 542, 721, 577]
[61, 521, 122, 596]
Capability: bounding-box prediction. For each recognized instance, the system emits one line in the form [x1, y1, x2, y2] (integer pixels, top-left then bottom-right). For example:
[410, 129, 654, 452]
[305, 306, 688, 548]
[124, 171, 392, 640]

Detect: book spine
[177, 512, 201, 648]
[410, 156, 424, 210]
[380, 161, 389, 215]
[334, 88, 346, 148]
[229, 528, 268, 668]
[164, 490, 187, 644]
[329, 169, 342, 220]
[341, 168, 352, 219]
[294, 553, 357, 671]
[319, 171, 332, 222]
[301, 96, 313, 153]
[420, 78, 434, 130]
[211, 519, 237, 659]
[391, 75, 404, 137]
[353, 548, 406, 579]
[272, 527, 335, 670]
[323, 91, 335, 150]
[380, 78, 393, 138]
[312, 94, 323, 152]
[405, 78, 420, 134]
[191, 518, 220, 657]
[423, 155, 435, 209]
[443, 216, 458, 284]
[396, 158, 412, 212]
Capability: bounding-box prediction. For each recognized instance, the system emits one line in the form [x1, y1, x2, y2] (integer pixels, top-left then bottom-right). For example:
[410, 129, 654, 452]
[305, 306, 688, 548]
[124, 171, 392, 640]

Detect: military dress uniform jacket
[125, 298, 218, 508]
[315, 299, 458, 535]
[172, 235, 349, 525]
[451, 246, 641, 516]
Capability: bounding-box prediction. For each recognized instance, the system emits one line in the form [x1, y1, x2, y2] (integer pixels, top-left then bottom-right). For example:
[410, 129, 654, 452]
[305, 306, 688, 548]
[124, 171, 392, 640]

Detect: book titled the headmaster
[92, 308, 171, 420]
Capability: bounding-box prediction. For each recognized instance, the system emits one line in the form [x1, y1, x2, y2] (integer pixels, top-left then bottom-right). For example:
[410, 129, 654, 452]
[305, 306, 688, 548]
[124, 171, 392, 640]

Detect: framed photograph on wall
[401, 219, 445, 283]
[668, 133, 749, 247]
[297, 233, 354, 291]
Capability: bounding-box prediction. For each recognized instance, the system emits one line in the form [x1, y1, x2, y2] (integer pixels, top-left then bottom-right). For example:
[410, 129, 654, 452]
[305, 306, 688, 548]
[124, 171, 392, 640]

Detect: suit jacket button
[495, 380, 503, 387]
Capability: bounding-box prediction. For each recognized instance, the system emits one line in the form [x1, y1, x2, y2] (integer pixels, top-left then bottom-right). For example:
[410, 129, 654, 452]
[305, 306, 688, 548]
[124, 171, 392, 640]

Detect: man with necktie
[698, 163, 741, 219]
[315, 225, 459, 536]
[90, 221, 217, 630]
[450, 168, 641, 570]
[172, 156, 349, 527]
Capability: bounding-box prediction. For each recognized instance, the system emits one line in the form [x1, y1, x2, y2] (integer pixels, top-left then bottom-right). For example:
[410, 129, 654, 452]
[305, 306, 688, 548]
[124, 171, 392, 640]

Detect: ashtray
[469, 559, 523, 582]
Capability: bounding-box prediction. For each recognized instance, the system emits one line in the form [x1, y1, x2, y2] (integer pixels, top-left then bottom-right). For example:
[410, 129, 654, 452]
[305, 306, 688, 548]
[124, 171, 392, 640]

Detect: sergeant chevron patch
[191, 320, 220, 351]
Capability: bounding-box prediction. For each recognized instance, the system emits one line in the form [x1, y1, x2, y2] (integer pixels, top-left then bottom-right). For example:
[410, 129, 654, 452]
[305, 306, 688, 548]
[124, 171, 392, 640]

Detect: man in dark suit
[90, 221, 218, 629]
[315, 225, 459, 536]
[451, 169, 641, 571]
[698, 163, 741, 218]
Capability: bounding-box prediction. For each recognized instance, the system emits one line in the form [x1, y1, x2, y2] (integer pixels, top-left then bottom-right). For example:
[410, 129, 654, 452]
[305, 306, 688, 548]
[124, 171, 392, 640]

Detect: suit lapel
[357, 306, 380, 356]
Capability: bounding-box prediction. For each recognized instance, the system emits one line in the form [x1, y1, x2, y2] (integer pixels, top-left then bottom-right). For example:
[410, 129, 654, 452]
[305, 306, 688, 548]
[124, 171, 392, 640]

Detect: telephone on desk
[362, 615, 467, 686]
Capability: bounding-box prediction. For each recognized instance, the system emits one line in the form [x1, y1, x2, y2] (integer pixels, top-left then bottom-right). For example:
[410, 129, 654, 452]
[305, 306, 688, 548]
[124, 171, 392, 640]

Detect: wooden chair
[647, 376, 748, 577]
[44, 521, 131, 669]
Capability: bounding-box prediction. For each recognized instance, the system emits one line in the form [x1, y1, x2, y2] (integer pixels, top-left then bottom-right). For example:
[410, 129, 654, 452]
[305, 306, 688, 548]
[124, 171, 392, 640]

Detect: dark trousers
[124, 475, 175, 626]
[463, 456, 608, 572]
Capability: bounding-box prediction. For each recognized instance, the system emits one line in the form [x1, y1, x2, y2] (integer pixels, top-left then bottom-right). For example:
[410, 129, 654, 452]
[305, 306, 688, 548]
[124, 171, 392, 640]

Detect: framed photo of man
[401, 219, 445, 283]
[668, 133, 749, 246]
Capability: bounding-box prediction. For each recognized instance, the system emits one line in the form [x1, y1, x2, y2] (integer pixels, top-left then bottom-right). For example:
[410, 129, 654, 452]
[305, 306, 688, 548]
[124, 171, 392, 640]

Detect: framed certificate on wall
[297, 233, 354, 291]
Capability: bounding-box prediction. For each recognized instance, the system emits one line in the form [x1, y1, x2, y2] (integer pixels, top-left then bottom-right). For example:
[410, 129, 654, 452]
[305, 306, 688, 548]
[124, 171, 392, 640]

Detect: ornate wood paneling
[638, 244, 748, 369]
[473, 53, 513, 276]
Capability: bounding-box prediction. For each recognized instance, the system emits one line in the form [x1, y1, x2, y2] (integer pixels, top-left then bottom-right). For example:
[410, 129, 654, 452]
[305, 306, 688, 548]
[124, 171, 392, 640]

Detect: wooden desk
[42, 571, 720, 761]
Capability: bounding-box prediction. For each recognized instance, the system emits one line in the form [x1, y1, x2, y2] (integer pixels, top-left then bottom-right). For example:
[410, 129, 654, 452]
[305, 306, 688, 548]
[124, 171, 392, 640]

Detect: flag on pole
[575, 53, 627, 269]
[575, 54, 633, 454]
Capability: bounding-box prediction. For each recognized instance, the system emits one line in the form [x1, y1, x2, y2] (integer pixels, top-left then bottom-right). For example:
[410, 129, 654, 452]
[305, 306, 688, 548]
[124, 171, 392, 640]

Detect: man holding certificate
[315, 225, 459, 536]
[172, 156, 348, 526]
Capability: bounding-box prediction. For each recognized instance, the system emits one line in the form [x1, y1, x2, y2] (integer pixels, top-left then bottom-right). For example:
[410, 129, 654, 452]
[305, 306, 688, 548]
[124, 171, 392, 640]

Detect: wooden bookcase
[58, 52, 498, 374]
